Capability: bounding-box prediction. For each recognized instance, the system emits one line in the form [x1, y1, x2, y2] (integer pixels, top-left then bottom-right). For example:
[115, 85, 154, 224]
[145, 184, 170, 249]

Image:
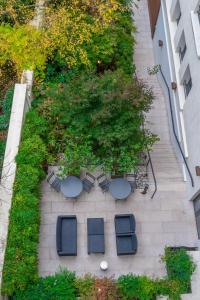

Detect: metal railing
[159, 65, 194, 187]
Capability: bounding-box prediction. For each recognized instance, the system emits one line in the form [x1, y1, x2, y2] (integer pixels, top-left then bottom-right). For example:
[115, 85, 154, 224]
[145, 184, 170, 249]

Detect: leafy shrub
[39, 69, 157, 175]
[0, 0, 135, 77]
[93, 277, 119, 300]
[162, 248, 196, 294]
[0, 87, 13, 130]
[13, 270, 77, 300]
[117, 275, 156, 300]
[1, 111, 48, 295]
[75, 274, 95, 299]
[0, 0, 36, 25]
[155, 279, 183, 300]
[0, 25, 46, 75]
[16, 135, 48, 167]
[0, 139, 5, 159]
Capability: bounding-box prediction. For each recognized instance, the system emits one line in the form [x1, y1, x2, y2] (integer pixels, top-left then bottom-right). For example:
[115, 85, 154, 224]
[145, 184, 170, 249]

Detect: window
[183, 78, 192, 97]
[194, 194, 200, 239]
[182, 66, 192, 97]
[178, 32, 187, 63]
[179, 44, 187, 62]
[197, 5, 200, 23]
[175, 1, 181, 25]
[176, 11, 181, 25]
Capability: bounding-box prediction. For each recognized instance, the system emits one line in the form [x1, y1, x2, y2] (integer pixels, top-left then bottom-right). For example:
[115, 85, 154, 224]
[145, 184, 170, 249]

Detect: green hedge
[12, 270, 77, 300]
[0, 88, 14, 175]
[164, 247, 195, 294]
[9, 249, 196, 300]
[1, 111, 48, 295]
[0, 87, 13, 130]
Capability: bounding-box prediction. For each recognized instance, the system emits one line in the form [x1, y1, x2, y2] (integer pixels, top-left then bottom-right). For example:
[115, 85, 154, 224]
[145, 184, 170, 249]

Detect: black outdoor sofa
[115, 214, 137, 255]
[87, 218, 105, 254]
[56, 215, 77, 256]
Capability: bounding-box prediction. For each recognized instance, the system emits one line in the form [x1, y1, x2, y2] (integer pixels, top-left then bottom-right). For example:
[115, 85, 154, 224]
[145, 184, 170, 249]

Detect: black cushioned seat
[56, 215, 77, 256]
[87, 218, 105, 254]
[115, 214, 137, 255]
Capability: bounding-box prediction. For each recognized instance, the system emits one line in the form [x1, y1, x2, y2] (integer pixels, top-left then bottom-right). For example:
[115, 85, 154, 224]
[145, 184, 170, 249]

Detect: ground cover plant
[0, 88, 14, 176]
[10, 249, 196, 300]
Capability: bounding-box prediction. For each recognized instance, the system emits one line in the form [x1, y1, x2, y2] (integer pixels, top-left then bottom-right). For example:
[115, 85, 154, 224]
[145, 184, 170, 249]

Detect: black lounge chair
[115, 214, 137, 255]
[97, 174, 110, 192]
[56, 215, 77, 256]
[47, 171, 61, 192]
[82, 172, 96, 193]
[87, 218, 105, 254]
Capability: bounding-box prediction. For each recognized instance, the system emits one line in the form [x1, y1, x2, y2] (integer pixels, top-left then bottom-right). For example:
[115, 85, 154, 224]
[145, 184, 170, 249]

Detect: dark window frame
[176, 11, 182, 25]
[194, 195, 200, 239]
[197, 5, 200, 23]
[183, 77, 192, 97]
[179, 44, 187, 62]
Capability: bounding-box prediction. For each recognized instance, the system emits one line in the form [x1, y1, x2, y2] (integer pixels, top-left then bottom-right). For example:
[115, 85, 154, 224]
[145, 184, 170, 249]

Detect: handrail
[159, 65, 194, 187]
[147, 150, 157, 199]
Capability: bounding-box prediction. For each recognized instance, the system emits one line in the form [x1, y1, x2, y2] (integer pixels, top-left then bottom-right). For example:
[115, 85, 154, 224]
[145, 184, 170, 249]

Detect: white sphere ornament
[100, 261, 108, 271]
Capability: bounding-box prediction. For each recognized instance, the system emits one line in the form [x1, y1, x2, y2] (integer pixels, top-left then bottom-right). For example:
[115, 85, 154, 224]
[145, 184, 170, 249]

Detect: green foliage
[13, 270, 77, 300]
[0, 24, 46, 75]
[3, 249, 196, 298]
[0, 139, 6, 171]
[75, 274, 95, 299]
[155, 279, 183, 300]
[1, 110, 48, 296]
[0, 0, 36, 25]
[39, 69, 157, 174]
[117, 275, 156, 300]
[0, 87, 13, 130]
[16, 135, 48, 167]
[60, 138, 98, 176]
[0, 0, 135, 77]
[162, 247, 196, 294]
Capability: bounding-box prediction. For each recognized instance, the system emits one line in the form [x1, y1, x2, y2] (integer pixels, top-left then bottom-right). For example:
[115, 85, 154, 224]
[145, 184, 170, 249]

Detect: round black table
[61, 176, 83, 198]
[109, 178, 131, 200]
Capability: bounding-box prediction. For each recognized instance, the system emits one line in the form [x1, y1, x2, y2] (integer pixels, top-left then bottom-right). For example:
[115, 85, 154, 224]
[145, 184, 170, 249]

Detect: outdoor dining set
[47, 171, 139, 200]
[46, 170, 146, 259]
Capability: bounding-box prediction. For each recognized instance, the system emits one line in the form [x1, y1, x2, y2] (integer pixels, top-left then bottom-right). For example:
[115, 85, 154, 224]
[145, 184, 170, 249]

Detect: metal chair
[97, 174, 110, 192]
[126, 173, 137, 192]
[47, 171, 61, 192]
[82, 172, 96, 193]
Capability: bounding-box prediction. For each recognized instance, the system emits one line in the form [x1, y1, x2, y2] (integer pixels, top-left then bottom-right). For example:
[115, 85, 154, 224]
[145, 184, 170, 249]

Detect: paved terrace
[39, 0, 197, 278]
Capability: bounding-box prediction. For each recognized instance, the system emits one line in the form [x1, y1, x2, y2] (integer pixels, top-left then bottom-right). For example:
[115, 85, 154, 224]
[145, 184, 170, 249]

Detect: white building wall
[152, 0, 200, 201]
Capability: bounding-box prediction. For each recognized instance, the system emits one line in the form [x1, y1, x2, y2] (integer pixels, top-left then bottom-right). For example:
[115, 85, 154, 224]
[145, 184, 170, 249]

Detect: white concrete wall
[153, 0, 200, 201]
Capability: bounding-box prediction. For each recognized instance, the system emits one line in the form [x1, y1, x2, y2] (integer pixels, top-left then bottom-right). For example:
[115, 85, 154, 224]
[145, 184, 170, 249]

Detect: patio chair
[82, 172, 96, 193]
[115, 214, 137, 255]
[97, 174, 110, 192]
[56, 215, 77, 256]
[47, 171, 61, 192]
[87, 218, 105, 254]
[126, 173, 137, 192]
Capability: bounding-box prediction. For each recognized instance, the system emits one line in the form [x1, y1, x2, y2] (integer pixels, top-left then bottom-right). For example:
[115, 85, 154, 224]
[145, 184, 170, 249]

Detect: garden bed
[0, 88, 14, 177]
[9, 248, 196, 300]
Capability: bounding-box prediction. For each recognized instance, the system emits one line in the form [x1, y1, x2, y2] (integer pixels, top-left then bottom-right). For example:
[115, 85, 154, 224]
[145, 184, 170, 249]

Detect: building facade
[148, 0, 200, 238]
